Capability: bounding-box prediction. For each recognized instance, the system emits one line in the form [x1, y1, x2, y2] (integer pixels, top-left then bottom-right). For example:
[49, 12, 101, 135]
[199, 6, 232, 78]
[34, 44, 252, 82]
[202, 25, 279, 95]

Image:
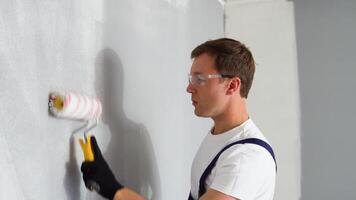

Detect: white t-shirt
[190, 119, 276, 200]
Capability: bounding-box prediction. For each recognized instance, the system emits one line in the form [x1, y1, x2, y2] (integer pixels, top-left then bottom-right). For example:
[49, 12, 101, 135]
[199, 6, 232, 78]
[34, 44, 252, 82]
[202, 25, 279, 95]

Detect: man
[80, 38, 276, 200]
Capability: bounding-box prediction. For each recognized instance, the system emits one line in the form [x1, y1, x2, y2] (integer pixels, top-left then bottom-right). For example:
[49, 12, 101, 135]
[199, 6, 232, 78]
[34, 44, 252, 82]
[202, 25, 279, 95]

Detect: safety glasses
[188, 74, 235, 86]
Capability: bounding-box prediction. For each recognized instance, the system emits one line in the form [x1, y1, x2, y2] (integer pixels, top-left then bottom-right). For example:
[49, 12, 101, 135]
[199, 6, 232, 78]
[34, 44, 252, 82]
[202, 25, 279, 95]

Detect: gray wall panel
[294, 0, 356, 199]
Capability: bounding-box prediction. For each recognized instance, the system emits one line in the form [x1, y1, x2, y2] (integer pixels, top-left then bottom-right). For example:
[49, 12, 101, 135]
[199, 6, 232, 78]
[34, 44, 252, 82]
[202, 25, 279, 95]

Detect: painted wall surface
[293, 0, 356, 199]
[0, 0, 223, 199]
[225, 0, 301, 199]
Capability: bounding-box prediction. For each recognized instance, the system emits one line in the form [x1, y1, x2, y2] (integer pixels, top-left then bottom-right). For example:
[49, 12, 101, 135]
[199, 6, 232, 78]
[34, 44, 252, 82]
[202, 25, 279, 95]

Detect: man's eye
[196, 75, 205, 81]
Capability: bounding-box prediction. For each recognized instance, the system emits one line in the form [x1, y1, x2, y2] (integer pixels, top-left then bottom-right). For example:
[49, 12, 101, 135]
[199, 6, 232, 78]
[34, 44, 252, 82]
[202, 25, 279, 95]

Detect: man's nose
[186, 82, 195, 93]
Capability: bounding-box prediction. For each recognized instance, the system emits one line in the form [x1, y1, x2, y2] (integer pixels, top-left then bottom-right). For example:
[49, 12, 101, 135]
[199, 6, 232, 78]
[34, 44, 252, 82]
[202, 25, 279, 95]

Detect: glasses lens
[189, 74, 205, 85]
[188, 74, 193, 84]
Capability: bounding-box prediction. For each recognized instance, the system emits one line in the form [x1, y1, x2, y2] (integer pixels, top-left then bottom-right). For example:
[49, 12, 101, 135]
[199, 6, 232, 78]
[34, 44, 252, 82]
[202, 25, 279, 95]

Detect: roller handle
[79, 136, 100, 192]
[79, 136, 95, 161]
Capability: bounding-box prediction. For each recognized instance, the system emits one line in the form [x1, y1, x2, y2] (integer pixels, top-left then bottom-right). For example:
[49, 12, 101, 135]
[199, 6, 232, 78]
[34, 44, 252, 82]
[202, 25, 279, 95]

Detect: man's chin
[194, 109, 209, 118]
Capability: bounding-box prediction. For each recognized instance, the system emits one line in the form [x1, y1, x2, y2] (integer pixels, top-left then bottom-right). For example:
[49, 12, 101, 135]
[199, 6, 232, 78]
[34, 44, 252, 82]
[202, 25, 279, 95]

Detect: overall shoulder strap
[191, 138, 276, 199]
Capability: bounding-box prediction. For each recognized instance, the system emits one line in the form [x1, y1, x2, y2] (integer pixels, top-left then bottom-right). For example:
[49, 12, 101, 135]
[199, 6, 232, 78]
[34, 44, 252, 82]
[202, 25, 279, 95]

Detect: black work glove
[80, 136, 123, 200]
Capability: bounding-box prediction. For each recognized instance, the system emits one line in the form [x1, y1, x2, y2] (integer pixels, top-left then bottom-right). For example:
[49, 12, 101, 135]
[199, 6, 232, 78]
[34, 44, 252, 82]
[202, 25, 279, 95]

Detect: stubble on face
[189, 53, 227, 118]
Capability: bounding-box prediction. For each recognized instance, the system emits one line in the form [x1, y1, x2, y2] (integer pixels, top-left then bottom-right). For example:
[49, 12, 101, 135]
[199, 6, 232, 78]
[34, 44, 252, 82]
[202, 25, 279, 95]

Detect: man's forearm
[113, 187, 146, 200]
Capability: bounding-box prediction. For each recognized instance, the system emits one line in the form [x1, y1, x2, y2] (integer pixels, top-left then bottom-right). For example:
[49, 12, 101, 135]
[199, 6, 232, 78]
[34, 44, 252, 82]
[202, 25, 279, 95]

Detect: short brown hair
[191, 38, 255, 98]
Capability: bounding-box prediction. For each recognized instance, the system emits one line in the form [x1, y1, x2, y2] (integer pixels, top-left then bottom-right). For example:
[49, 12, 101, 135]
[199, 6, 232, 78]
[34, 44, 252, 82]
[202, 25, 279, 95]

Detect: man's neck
[211, 100, 249, 135]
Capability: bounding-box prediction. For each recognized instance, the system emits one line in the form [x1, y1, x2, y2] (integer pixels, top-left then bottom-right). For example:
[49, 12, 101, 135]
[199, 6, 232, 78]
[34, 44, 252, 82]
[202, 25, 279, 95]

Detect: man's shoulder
[216, 137, 275, 169]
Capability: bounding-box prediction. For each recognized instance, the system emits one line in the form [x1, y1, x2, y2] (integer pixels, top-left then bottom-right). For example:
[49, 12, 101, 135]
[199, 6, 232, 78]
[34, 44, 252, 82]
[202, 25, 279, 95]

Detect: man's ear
[226, 77, 241, 95]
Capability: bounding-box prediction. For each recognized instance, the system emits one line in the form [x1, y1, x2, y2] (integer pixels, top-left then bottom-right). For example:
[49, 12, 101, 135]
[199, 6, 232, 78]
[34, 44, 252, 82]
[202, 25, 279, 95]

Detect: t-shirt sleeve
[209, 145, 273, 200]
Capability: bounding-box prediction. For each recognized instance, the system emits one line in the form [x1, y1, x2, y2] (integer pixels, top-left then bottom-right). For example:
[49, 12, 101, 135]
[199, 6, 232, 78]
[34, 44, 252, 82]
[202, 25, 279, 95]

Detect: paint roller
[48, 92, 102, 191]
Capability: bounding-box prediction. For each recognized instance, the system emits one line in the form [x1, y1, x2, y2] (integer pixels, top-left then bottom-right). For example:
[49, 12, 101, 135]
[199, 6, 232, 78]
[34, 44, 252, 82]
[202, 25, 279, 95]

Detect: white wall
[225, 0, 301, 199]
[0, 0, 223, 199]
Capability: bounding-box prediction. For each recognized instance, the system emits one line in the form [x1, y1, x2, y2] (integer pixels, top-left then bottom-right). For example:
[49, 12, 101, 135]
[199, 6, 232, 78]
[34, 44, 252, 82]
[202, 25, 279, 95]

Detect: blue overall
[188, 138, 277, 200]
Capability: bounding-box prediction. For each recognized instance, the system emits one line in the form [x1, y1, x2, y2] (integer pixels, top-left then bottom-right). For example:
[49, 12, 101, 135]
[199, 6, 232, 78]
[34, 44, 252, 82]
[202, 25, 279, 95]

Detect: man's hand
[80, 136, 123, 200]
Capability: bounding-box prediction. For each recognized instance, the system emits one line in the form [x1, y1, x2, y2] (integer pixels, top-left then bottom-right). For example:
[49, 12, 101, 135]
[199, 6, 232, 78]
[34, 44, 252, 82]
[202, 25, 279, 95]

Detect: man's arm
[113, 188, 146, 200]
[199, 188, 240, 200]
